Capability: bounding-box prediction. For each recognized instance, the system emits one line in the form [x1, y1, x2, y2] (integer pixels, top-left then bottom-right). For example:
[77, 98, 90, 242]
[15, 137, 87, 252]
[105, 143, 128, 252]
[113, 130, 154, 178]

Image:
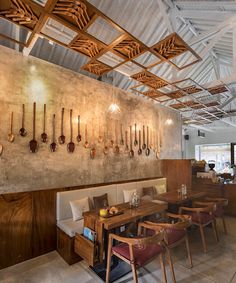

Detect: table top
[83, 200, 167, 230]
[156, 190, 206, 204]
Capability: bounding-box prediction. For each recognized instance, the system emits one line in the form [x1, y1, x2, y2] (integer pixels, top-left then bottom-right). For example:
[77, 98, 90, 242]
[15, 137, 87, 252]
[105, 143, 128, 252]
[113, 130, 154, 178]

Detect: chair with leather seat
[179, 203, 218, 253]
[143, 213, 193, 270]
[204, 197, 228, 234]
[106, 224, 173, 283]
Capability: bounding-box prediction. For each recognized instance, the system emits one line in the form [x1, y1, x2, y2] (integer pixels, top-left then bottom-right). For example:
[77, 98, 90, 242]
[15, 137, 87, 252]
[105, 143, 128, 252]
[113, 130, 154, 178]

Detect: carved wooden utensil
[19, 104, 27, 137]
[50, 114, 57, 152]
[67, 109, 75, 153]
[129, 125, 134, 158]
[29, 102, 38, 153]
[90, 124, 96, 159]
[8, 112, 14, 143]
[76, 115, 82, 143]
[114, 120, 119, 154]
[103, 128, 109, 155]
[109, 119, 114, 148]
[125, 130, 129, 153]
[142, 125, 146, 150]
[138, 130, 142, 155]
[145, 126, 150, 156]
[98, 121, 103, 143]
[120, 123, 124, 145]
[58, 107, 65, 144]
[41, 104, 48, 143]
[134, 123, 138, 146]
[84, 124, 90, 148]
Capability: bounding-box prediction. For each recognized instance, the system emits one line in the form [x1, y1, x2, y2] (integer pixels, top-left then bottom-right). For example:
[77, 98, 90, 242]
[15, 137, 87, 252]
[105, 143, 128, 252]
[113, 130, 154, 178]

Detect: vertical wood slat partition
[162, 159, 192, 191]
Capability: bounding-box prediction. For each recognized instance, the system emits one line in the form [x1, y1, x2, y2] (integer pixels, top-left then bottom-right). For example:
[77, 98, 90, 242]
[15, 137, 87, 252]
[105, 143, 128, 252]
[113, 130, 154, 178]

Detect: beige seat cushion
[57, 218, 84, 238]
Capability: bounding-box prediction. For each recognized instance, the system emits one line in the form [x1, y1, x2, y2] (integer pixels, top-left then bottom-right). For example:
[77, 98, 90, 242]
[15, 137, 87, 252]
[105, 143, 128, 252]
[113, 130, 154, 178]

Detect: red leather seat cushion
[112, 242, 164, 267]
[190, 212, 214, 224]
[165, 228, 186, 245]
[214, 206, 224, 217]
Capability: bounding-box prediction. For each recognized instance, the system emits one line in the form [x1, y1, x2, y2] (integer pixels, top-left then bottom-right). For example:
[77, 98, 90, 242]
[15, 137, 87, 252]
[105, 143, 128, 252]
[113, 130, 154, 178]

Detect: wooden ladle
[103, 127, 109, 155]
[84, 124, 89, 148]
[98, 122, 103, 143]
[19, 104, 27, 137]
[8, 112, 14, 143]
[41, 104, 48, 143]
[134, 123, 138, 146]
[120, 123, 124, 145]
[145, 126, 150, 156]
[90, 125, 96, 159]
[58, 107, 65, 144]
[129, 125, 134, 158]
[142, 125, 146, 150]
[114, 120, 119, 155]
[50, 114, 57, 152]
[76, 115, 82, 143]
[29, 102, 38, 153]
[125, 130, 129, 153]
[67, 109, 75, 153]
[138, 130, 142, 155]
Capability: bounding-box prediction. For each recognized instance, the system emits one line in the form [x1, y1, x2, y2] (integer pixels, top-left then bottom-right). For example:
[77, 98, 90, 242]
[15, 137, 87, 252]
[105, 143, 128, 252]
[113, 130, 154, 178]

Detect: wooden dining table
[83, 200, 168, 282]
[156, 190, 206, 212]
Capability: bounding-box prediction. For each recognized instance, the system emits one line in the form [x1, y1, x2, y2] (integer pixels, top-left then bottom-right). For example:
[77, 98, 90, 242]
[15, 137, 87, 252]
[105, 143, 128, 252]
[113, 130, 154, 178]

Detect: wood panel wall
[162, 159, 192, 191]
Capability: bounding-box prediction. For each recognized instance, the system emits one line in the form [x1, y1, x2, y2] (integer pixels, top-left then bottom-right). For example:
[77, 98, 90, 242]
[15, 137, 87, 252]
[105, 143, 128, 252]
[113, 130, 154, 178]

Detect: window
[195, 143, 232, 173]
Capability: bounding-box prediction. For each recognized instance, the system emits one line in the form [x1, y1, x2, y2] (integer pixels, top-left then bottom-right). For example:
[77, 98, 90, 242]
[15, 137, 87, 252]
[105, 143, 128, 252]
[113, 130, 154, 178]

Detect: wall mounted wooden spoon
[134, 123, 138, 146]
[125, 130, 129, 153]
[58, 107, 65, 144]
[76, 115, 82, 143]
[103, 127, 109, 155]
[138, 130, 142, 155]
[145, 126, 150, 156]
[19, 104, 27, 137]
[114, 120, 119, 154]
[120, 123, 124, 145]
[41, 104, 48, 143]
[129, 125, 134, 158]
[50, 114, 57, 152]
[109, 119, 114, 148]
[67, 109, 75, 153]
[98, 122, 103, 143]
[142, 125, 146, 150]
[84, 124, 89, 148]
[90, 125, 96, 159]
[29, 102, 38, 153]
[8, 112, 14, 143]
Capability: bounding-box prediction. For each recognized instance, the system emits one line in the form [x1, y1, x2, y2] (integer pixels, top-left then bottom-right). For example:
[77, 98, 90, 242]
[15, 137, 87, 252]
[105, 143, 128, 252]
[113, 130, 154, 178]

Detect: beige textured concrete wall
[0, 46, 182, 194]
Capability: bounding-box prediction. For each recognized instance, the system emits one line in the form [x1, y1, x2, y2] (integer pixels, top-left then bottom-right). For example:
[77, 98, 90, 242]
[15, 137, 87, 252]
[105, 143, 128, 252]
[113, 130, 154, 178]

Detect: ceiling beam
[176, 10, 235, 21]
[22, 34, 40, 56]
[187, 124, 214, 132]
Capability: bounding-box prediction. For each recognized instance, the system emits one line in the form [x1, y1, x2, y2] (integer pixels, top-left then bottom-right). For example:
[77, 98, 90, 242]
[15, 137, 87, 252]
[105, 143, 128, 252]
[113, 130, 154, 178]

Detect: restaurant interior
[0, 0, 236, 282]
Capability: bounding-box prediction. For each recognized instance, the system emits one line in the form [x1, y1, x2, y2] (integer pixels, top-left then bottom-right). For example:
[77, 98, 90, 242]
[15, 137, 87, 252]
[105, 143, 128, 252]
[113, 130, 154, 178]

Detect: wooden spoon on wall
[134, 123, 138, 146]
[84, 124, 89, 148]
[138, 130, 142, 155]
[103, 126, 109, 155]
[129, 125, 134, 158]
[142, 125, 146, 150]
[8, 112, 14, 143]
[58, 107, 65, 144]
[114, 120, 119, 154]
[67, 109, 75, 153]
[19, 104, 27, 137]
[29, 102, 38, 153]
[125, 130, 129, 153]
[41, 104, 48, 143]
[90, 124, 96, 159]
[120, 123, 124, 145]
[145, 126, 150, 156]
[76, 115, 82, 143]
[50, 114, 57, 152]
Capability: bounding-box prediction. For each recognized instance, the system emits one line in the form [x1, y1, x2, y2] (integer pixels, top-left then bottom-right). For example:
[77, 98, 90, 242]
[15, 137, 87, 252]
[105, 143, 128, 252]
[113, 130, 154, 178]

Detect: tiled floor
[0, 217, 235, 283]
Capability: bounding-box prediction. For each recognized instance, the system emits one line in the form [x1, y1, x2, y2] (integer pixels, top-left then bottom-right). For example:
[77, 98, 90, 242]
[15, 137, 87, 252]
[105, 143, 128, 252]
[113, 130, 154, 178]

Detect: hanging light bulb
[108, 80, 120, 114]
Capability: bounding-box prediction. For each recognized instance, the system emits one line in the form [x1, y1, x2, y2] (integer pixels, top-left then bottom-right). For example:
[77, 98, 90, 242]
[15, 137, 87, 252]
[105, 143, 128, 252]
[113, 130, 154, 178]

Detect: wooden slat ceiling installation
[0, 0, 236, 128]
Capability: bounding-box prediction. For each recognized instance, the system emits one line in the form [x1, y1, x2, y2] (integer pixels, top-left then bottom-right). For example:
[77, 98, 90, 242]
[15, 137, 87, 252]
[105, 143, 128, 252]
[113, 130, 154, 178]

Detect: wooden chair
[106, 225, 170, 283]
[204, 197, 228, 234]
[142, 213, 193, 270]
[179, 203, 218, 253]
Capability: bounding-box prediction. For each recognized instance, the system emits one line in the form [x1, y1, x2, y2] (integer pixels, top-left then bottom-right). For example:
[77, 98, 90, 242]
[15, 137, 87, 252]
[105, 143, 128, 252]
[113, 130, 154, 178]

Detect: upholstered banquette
[56, 178, 167, 264]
